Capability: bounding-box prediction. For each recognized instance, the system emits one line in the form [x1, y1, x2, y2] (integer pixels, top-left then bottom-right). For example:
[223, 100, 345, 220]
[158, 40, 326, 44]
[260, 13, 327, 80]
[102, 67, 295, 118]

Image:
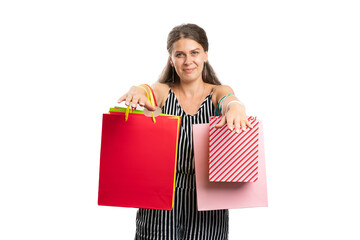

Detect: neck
[178, 79, 205, 97]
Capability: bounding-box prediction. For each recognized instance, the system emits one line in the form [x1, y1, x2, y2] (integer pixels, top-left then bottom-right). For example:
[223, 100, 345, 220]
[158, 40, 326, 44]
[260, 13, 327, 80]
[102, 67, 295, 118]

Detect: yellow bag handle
[125, 85, 156, 123]
[140, 85, 156, 107]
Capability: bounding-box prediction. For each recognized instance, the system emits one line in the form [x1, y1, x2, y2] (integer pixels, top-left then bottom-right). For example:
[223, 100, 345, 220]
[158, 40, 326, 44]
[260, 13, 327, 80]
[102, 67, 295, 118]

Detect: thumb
[144, 101, 156, 111]
[214, 117, 226, 129]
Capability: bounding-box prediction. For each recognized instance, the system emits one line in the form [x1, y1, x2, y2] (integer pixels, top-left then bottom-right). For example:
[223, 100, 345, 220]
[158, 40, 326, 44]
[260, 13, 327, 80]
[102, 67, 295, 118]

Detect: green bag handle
[214, 94, 233, 116]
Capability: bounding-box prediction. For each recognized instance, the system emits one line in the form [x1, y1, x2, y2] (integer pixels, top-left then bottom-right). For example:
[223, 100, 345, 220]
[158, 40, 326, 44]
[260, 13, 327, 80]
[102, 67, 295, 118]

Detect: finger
[125, 95, 133, 106]
[118, 94, 127, 104]
[215, 117, 226, 129]
[131, 96, 140, 108]
[138, 96, 147, 107]
[144, 101, 156, 111]
[246, 119, 253, 129]
[240, 121, 247, 132]
[234, 118, 241, 133]
[226, 116, 234, 131]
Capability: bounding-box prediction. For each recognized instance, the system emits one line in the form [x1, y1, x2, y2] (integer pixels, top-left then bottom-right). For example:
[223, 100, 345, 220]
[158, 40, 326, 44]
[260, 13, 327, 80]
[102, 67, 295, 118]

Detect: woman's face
[170, 38, 208, 84]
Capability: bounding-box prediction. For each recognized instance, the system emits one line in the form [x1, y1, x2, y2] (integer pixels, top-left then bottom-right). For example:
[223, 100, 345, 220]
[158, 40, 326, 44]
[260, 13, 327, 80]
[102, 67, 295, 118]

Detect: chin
[180, 74, 201, 82]
[180, 77, 196, 83]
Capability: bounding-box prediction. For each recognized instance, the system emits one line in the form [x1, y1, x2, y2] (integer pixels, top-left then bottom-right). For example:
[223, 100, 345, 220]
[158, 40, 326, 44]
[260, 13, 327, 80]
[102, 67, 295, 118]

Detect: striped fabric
[135, 88, 229, 240]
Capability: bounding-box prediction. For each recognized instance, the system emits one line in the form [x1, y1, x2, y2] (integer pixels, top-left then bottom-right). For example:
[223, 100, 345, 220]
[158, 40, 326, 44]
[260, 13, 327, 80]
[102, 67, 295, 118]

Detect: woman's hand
[117, 86, 156, 111]
[212, 85, 252, 133]
[215, 102, 252, 133]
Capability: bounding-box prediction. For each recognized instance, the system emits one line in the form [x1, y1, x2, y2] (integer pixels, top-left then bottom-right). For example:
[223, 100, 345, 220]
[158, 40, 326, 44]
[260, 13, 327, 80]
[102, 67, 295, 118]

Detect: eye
[192, 51, 199, 55]
[175, 53, 184, 57]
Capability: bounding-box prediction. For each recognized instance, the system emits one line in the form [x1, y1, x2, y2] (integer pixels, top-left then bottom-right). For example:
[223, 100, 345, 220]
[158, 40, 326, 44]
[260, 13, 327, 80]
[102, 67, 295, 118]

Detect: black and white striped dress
[135, 88, 229, 240]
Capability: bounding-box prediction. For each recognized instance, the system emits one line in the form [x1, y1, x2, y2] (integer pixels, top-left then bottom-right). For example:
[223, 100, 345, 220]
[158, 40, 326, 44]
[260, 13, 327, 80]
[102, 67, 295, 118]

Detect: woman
[118, 24, 252, 240]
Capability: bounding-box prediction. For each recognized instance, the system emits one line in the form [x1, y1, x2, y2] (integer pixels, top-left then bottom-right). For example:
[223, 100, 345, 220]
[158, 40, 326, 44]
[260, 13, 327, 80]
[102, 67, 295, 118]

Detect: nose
[184, 55, 193, 65]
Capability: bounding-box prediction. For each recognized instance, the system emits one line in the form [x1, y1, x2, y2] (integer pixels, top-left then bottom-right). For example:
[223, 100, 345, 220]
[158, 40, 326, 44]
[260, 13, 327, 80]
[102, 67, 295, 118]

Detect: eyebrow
[175, 48, 201, 53]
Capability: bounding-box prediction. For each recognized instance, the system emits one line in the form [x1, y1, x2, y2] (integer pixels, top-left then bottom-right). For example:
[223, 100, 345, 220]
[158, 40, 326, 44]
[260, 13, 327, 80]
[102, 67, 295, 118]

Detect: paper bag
[98, 109, 181, 210]
[193, 121, 268, 210]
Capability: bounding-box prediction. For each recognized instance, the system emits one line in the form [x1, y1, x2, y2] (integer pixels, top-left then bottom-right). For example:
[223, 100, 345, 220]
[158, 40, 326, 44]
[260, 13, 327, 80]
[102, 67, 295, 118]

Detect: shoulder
[152, 82, 170, 108]
[152, 82, 169, 93]
[212, 85, 235, 102]
[212, 85, 234, 95]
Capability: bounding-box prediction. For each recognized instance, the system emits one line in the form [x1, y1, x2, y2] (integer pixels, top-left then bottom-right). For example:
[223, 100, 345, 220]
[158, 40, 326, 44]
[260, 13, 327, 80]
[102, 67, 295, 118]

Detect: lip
[183, 68, 195, 73]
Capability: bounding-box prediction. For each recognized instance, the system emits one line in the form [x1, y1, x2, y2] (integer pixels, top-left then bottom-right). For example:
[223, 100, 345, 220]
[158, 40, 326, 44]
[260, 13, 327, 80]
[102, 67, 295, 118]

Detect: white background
[1, 0, 360, 239]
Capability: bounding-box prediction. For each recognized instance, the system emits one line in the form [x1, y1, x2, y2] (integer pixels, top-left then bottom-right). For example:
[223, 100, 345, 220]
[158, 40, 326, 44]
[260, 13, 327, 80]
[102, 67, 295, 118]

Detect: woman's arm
[151, 82, 170, 109]
[212, 85, 252, 133]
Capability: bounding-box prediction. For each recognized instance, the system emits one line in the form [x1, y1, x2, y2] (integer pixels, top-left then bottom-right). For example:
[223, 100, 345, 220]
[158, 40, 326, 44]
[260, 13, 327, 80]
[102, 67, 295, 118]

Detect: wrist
[223, 100, 245, 115]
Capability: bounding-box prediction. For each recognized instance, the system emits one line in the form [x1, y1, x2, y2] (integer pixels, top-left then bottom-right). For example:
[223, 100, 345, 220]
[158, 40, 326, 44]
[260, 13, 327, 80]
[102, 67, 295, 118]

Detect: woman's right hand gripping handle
[117, 86, 156, 111]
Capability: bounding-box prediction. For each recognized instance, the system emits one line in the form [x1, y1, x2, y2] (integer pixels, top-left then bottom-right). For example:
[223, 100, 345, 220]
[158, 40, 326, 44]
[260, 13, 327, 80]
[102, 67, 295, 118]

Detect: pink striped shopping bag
[209, 116, 259, 182]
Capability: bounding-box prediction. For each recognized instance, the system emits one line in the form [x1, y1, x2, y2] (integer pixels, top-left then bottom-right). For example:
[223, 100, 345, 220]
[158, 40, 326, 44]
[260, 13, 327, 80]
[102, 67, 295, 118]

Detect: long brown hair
[158, 24, 221, 85]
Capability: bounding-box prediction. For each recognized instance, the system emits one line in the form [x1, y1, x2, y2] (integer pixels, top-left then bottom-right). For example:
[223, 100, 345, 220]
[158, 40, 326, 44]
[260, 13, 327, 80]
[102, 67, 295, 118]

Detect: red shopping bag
[98, 108, 181, 210]
[209, 116, 259, 182]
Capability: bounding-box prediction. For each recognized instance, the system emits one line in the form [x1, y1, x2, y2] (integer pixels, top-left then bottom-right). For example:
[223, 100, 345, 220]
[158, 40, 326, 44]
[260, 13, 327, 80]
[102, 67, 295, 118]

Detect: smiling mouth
[184, 68, 195, 73]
